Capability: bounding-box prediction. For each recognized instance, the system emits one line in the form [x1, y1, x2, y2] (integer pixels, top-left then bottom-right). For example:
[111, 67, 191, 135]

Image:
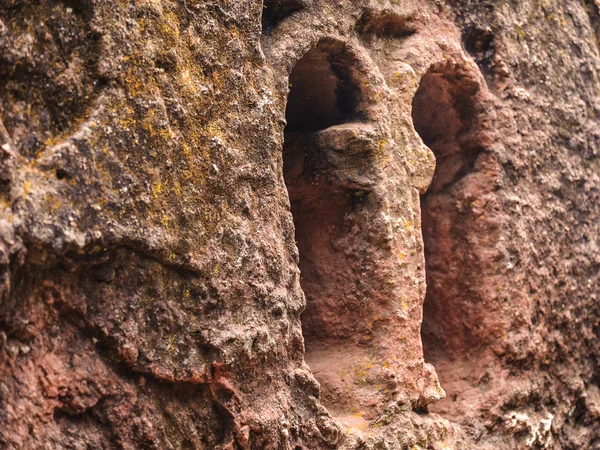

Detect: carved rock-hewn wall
[1, 0, 599, 449]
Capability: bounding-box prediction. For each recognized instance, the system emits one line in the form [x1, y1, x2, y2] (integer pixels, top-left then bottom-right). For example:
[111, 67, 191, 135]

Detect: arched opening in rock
[284, 43, 362, 132]
[282, 40, 368, 418]
[412, 65, 485, 412]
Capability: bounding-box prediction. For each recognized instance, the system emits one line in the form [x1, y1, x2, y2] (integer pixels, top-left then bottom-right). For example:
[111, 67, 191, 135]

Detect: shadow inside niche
[284, 42, 360, 351]
[282, 40, 372, 422]
[412, 65, 486, 415]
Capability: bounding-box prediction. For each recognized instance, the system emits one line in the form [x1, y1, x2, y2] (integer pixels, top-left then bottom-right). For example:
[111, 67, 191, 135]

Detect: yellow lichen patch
[42, 193, 63, 214]
[161, 214, 171, 229]
[181, 142, 193, 159]
[389, 70, 418, 93]
[173, 180, 182, 196]
[157, 10, 181, 47]
[122, 68, 148, 99]
[392, 71, 405, 82]
[205, 121, 224, 139]
[140, 107, 173, 143]
[153, 182, 164, 199]
[232, 313, 244, 325]
[167, 334, 177, 354]
[115, 104, 137, 131]
[211, 69, 229, 93]
[139, 294, 156, 307]
[211, 262, 221, 276]
[376, 138, 387, 158]
[353, 358, 376, 383]
[22, 180, 31, 198]
[343, 411, 370, 432]
[0, 197, 10, 212]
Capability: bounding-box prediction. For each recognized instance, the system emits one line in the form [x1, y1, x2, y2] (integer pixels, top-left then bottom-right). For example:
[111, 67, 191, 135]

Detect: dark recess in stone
[413, 406, 429, 415]
[283, 42, 361, 344]
[285, 41, 362, 132]
[55, 168, 69, 180]
[261, 0, 308, 32]
[412, 66, 484, 365]
[462, 25, 495, 73]
[412, 70, 480, 194]
[282, 40, 369, 415]
[355, 10, 417, 39]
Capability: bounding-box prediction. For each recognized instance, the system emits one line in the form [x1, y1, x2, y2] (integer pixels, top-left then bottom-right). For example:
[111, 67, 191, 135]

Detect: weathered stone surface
[0, 0, 599, 448]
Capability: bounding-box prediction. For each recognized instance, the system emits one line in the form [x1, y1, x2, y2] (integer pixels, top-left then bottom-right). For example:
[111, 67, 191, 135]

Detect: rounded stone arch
[412, 59, 500, 414]
[283, 37, 379, 346]
[284, 37, 382, 133]
[281, 37, 393, 422]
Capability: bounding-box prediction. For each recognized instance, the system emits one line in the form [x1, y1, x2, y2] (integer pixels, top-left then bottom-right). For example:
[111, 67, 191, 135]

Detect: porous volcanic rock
[0, 0, 599, 449]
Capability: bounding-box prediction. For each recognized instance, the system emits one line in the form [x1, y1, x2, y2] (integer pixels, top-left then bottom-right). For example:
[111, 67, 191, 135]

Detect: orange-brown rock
[1, 0, 599, 448]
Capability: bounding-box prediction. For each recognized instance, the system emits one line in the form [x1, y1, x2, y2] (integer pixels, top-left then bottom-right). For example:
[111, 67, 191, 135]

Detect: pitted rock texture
[1, 0, 599, 449]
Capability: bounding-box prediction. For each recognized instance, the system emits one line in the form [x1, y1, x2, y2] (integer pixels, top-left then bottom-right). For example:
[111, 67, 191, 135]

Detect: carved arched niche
[282, 37, 443, 425]
[413, 60, 503, 415]
[283, 39, 381, 423]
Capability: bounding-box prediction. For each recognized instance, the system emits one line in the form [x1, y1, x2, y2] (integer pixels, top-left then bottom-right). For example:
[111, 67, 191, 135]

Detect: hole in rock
[462, 25, 495, 74]
[285, 42, 362, 132]
[261, 0, 307, 33]
[282, 41, 368, 418]
[355, 10, 417, 40]
[55, 168, 68, 180]
[412, 66, 484, 412]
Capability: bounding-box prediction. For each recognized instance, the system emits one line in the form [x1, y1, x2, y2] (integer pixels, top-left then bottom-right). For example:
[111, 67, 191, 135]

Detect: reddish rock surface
[1, 0, 599, 449]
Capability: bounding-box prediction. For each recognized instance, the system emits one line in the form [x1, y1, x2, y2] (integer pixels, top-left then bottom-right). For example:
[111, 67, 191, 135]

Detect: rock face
[1, 0, 599, 448]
